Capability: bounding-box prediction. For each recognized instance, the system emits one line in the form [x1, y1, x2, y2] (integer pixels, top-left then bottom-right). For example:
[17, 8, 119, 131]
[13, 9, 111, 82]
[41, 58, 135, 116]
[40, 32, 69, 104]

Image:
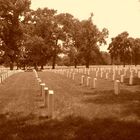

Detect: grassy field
[0, 69, 140, 140]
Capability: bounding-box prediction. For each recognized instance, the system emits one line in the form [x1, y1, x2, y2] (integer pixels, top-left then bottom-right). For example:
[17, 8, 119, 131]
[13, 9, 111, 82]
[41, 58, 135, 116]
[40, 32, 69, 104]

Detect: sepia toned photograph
[0, 0, 140, 139]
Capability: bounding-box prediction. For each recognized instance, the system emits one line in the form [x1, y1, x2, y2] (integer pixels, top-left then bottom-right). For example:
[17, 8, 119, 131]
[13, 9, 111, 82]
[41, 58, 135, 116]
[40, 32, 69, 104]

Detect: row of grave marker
[55, 70, 120, 95]
[48, 66, 140, 95]
[0, 70, 22, 84]
[53, 65, 140, 85]
[33, 69, 54, 119]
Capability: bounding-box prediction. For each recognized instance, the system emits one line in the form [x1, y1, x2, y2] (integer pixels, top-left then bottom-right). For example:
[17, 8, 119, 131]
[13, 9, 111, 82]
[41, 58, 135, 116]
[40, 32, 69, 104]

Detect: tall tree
[132, 38, 140, 66]
[80, 14, 108, 68]
[28, 8, 65, 69]
[56, 13, 83, 68]
[24, 35, 47, 70]
[0, 0, 31, 70]
[108, 38, 119, 64]
[108, 31, 134, 66]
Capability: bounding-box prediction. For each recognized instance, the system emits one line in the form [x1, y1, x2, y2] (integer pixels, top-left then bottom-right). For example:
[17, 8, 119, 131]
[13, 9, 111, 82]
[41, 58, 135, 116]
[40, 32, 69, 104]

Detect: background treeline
[0, 0, 140, 70]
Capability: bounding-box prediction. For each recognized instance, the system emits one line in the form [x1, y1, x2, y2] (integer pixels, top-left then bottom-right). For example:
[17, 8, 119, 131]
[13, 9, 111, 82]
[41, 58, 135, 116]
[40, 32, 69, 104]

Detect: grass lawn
[0, 69, 140, 140]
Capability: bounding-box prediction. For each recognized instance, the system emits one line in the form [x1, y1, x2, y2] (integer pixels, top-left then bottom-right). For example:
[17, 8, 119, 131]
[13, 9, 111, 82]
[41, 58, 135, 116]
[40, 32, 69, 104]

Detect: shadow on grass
[123, 101, 140, 118]
[124, 77, 140, 85]
[0, 114, 140, 140]
[83, 90, 140, 105]
[83, 89, 140, 119]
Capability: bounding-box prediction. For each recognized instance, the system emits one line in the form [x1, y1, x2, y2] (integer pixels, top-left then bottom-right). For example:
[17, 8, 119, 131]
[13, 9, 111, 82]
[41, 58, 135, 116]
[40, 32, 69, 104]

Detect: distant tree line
[0, 0, 140, 70]
[108, 32, 140, 66]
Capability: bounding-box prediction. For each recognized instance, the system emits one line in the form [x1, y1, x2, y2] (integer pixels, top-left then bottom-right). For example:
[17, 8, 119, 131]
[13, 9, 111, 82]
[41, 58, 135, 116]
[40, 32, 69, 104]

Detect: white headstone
[48, 90, 54, 118]
[114, 80, 120, 95]
[92, 78, 97, 88]
[81, 75, 85, 85]
[86, 77, 91, 86]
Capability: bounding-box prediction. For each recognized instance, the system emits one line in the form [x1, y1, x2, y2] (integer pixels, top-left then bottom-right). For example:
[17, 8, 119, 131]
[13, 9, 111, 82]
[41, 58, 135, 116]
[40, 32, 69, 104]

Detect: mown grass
[0, 69, 140, 140]
[0, 114, 140, 140]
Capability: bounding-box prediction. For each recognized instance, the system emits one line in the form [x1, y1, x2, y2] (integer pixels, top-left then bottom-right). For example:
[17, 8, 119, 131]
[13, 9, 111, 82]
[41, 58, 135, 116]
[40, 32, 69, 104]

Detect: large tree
[108, 38, 119, 64]
[27, 8, 66, 69]
[132, 38, 140, 66]
[24, 35, 47, 70]
[0, 0, 31, 70]
[108, 31, 133, 66]
[21, 8, 54, 69]
[56, 13, 83, 68]
[80, 14, 108, 68]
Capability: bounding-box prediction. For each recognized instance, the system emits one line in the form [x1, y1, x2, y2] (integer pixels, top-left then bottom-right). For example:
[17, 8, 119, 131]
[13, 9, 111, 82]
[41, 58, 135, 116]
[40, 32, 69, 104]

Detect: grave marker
[129, 72, 133, 85]
[105, 73, 108, 80]
[86, 77, 91, 86]
[114, 80, 120, 95]
[48, 90, 54, 118]
[138, 71, 140, 78]
[112, 73, 116, 81]
[92, 78, 97, 88]
[81, 75, 85, 85]
[44, 87, 49, 107]
[120, 75, 124, 83]
[40, 83, 45, 96]
[72, 73, 75, 80]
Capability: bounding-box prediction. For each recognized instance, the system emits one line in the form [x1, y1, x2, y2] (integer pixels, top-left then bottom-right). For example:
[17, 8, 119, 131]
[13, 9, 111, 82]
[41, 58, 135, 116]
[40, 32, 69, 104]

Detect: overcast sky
[31, 0, 140, 51]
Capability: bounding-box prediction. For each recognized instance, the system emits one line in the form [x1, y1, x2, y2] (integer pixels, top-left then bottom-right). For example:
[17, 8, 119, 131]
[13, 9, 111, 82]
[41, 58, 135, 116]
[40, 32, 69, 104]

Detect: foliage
[23, 35, 47, 69]
[24, 8, 66, 69]
[0, 1, 109, 69]
[132, 38, 140, 66]
[0, 0, 31, 69]
[108, 31, 140, 66]
[79, 14, 108, 68]
[55, 13, 82, 68]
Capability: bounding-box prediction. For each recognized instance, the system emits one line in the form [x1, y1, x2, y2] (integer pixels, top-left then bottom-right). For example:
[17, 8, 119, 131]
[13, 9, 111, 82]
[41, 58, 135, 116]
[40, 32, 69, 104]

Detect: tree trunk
[86, 64, 89, 68]
[16, 62, 19, 70]
[86, 60, 89, 68]
[123, 60, 125, 67]
[85, 55, 90, 68]
[122, 51, 126, 67]
[10, 62, 14, 70]
[111, 58, 113, 65]
[9, 56, 14, 70]
[134, 54, 137, 66]
[52, 40, 58, 69]
[85, 50, 90, 68]
[74, 58, 77, 68]
[23, 64, 26, 70]
[130, 52, 133, 65]
[16, 65, 19, 70]
[111, 56, 114, 65]
[34, 63, 38, 70]
[74, 64, 77, 68]
[52, 54, 56, 69]
[41, 65, 44, 70]
[117, 56, 120, 65]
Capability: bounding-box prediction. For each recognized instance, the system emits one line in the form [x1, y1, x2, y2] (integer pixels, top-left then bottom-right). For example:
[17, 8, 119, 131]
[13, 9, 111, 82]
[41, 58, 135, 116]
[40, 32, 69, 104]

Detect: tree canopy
[0, 0, 31, 69]
[1, 0, 139, 69]
[108, 31, 140, 66]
